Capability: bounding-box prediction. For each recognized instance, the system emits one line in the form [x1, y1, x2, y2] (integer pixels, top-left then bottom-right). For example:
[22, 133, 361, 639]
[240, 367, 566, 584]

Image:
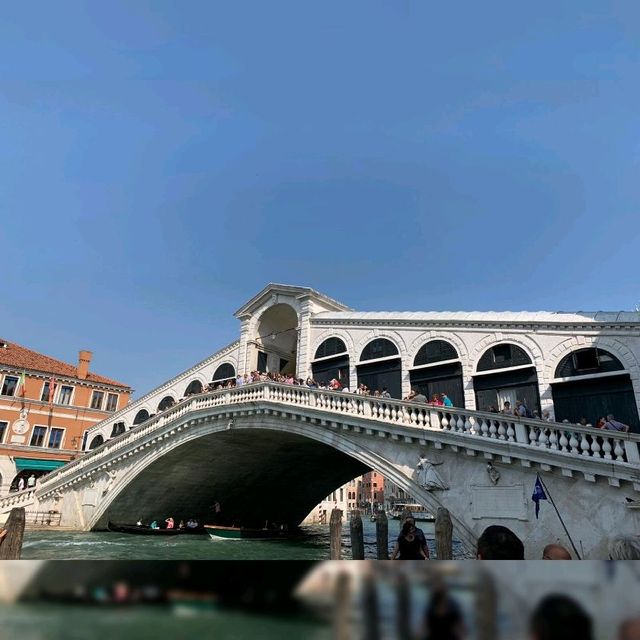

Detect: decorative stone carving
[102, 470, 117, 496]
[415, 455, 448, 491]
[486, 462, 500, 485]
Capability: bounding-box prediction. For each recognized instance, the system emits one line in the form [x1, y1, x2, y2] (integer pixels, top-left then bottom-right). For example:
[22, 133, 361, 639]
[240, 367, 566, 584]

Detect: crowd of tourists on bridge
[179, 370, 634, 433]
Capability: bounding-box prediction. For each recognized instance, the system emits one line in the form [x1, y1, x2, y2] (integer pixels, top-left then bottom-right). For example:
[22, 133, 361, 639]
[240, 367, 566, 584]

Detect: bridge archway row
[89, 332, 640, 448]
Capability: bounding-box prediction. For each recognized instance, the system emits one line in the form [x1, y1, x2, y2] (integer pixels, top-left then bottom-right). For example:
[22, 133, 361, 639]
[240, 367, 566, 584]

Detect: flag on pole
[532, 474, 548, 519]
[16, 371, 26, 397]
[49, 376, 56, 404]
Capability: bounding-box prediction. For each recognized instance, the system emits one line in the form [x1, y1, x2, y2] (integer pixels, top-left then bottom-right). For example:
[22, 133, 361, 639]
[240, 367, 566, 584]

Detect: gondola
[107, 521, 206, 536]
[204, 524, 289, 540]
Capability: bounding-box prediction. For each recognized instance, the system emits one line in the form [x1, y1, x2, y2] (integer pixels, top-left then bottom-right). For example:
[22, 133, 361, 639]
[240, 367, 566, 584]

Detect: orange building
[0, 338, 131, 494]
[356, 471, 385, 509]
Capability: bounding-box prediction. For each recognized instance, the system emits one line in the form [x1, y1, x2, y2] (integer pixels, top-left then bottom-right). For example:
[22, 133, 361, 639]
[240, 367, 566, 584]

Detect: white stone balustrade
[29, 382, 640, 500]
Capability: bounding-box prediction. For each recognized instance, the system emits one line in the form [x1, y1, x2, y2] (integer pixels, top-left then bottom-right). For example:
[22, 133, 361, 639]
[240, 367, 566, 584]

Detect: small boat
[204, 524, 288, 540]
[107, 522, 206, 536]
[388, 503, 435, 522]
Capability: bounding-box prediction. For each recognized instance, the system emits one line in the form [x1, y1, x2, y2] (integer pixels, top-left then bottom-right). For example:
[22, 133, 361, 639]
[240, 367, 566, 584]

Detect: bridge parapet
[0, 488, 37, 514]
[34, 382, 640, 499]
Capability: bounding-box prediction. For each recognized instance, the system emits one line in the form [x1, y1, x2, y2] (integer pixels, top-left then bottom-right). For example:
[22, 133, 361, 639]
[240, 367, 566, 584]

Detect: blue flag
[532, 475, 547, 519]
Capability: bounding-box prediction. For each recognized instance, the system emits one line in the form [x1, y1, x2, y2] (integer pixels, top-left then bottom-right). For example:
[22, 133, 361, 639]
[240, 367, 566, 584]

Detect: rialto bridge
[2, 283, 640, 560]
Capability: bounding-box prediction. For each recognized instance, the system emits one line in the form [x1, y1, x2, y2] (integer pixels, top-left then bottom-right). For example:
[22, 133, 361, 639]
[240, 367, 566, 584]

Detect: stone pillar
[401, 353, 411, 400]
[295, 297, 313, 379]
[236, 317, 252, 375]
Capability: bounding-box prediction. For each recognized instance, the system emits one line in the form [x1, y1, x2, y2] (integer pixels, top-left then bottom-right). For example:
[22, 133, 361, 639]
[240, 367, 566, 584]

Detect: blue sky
[1, 2, 639, 397]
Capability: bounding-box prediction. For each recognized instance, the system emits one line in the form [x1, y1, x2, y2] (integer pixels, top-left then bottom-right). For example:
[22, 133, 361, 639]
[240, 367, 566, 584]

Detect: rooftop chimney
[77, 350, 92, 380]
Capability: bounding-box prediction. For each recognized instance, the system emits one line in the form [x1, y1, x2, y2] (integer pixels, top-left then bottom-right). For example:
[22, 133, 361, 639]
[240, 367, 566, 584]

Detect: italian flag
[16, 371, 26, 397]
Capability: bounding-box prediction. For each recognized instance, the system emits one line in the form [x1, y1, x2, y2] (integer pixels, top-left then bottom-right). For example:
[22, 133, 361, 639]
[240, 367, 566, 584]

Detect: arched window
[212, 363, 236, 382]
[476, 344, 532, 372]
[357, 339, 401, 398]
[474, 343, 539, 415]
[312, 338, 350, 387]
[554, 348, 624, 378]
[551, 348, 638, 431]
[133, 409, 150, 425]
[184, 380, 203, 396]
[360, 338, 399, 362]
[413, 340, 458, 367]
[110, 422, 126, 437]
[157, 396, 175, 411]
[315, 337, 347, 360]
[410, 340, 463, 407]
[89, 435, 104, 450]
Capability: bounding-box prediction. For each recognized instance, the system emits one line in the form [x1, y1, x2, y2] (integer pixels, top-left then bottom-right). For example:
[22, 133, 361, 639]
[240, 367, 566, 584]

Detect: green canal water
[0, 605, 330, 640]
[21, 520, 466, 560]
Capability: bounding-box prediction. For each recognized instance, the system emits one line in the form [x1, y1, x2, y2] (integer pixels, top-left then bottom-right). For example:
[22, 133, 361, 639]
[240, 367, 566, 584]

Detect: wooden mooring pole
[350, 510, 365, 560]
[330, 507, 343, 560]
[395, 573, 412, 640]
[362, 571, 381, 640]
[475, 569, 499, 640]
[435, 507, 453, 560]
[375, 510, 389, 560]
[333, 571, 351, 640]
[0, 507, 26, 560]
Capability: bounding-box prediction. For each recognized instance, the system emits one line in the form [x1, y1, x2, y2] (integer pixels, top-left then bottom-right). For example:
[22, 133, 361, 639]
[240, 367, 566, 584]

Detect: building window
[1, 375, 19, 397]
[41, 381, 52, 402]
[58, 385, 73, 406]
[0, 421, 7, 443]
[106, 393, 118, 412]
[30, 426, 47, 447]
[48, 428, 64, 449]
[90, 390, 105, 410]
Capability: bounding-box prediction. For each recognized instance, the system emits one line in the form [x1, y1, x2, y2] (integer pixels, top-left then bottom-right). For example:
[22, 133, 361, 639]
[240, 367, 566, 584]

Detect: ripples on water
[21, 521, 466, 560]
[0, 605, 330, 640]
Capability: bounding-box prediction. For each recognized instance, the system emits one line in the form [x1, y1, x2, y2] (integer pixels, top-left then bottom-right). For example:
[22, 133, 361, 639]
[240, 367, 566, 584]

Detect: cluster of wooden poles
[329, 506, 455, 560]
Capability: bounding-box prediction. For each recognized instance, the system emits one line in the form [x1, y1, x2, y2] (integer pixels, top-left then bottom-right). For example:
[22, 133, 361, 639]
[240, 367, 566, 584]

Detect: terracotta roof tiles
[0, 338, 130, 388]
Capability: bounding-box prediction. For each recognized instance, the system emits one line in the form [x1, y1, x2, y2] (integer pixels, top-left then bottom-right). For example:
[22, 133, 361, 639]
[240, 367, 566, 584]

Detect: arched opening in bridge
[110, 422, 126, 437]
[89, 435, 104, 449]
[133, 410, 150, 426]
[551, 347, 640, 430]
[254, 303, 298, 376]
[311, 337, 349, 387]
[410, 340, 464, 406]
[184, 380, 203, 396]
[212, 363, 236, 386]
[94, 428, 372, 531]
[473, 344, 540, 415]
[158, 396, 175, 412]
[357, 338, 402, 398]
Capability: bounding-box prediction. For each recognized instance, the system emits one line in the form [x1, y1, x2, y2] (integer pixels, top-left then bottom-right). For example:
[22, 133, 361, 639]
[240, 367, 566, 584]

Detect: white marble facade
[84, 284, 640, 446]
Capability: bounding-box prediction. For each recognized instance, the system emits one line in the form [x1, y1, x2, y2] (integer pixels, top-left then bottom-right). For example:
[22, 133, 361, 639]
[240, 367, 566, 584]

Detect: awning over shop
[14, 458, 67, 472]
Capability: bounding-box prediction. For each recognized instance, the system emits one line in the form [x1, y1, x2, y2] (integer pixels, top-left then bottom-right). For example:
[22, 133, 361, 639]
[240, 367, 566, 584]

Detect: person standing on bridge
[501, 401, 515, 416]
[441, 393, 453, 408]
[17, 477, 25, 492]
[603, 414, 630, 433]
[412, 389, 428, 403]
[27, 474, 36, 489]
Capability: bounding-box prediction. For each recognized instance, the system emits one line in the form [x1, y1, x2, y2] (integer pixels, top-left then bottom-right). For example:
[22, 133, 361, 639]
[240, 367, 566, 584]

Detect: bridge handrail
[0, 488, 37, 511]
[35, 382, 640, 495]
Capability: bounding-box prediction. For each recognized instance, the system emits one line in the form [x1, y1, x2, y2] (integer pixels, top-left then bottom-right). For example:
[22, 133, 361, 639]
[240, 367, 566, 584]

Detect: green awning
[14, 458, 67, 472]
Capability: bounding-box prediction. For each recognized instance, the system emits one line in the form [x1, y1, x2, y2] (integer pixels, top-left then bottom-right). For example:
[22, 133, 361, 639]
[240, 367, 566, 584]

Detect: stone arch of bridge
[84, 416, 477, 553]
